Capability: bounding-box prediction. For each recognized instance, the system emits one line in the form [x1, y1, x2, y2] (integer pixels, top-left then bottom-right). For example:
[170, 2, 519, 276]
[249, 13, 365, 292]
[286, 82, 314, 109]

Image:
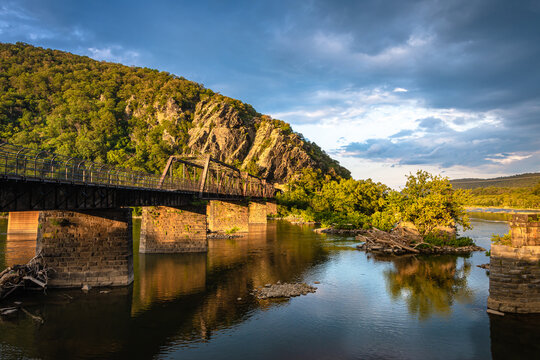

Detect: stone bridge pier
[140, 205, 208, 253]
[207, 200, 271, 233]
[36, 209, 134, 288]
[488, 214, 540, 313]
[5, 209, 135, 288]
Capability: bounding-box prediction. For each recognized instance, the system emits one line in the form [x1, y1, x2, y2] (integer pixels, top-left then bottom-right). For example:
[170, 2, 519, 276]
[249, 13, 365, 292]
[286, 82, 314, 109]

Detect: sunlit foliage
[278, 169, 472, 239]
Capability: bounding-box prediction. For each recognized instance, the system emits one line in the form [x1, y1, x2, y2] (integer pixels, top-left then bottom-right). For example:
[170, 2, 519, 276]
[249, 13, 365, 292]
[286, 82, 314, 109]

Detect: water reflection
[489, 313, 540, 360]
[381, 255, 473, 320]
[0, 220, 329, 359]
[0, 218, 537, 359]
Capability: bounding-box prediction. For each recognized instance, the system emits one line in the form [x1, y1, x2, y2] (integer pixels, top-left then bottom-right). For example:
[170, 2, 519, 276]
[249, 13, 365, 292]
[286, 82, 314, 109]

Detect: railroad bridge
[0, 142, 278, 288]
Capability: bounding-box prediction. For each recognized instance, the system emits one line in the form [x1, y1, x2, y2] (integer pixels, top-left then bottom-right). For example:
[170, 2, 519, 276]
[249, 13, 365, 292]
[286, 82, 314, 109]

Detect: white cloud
[485, 153, 533, 165]
[393, 87, 408, 93]
[85, 46, 141, 65]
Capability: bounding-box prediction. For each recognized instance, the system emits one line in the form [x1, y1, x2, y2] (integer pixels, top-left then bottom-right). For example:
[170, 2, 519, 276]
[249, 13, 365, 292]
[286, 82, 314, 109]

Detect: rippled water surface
[1, 214, 539, 359]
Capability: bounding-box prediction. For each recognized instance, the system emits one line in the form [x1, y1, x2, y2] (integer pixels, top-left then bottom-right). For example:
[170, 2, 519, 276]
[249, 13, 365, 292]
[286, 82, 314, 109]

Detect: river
[0, 213, 539, 359]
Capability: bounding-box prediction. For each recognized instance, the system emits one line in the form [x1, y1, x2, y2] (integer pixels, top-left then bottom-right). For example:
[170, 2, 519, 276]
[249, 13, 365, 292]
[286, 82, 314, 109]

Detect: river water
[0, 214, 539, 359]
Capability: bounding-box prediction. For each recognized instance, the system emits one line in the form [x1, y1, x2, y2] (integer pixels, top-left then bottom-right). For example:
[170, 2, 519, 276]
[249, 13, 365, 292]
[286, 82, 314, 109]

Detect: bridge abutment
[140, 205, 208, 253]
[207, 200, 249, 233]
[36, 208, 134, 288]
[488, 214, 540, 313]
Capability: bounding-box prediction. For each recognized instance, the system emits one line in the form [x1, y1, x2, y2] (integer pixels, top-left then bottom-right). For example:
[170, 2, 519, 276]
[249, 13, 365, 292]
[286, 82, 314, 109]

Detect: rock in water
[253, 283, 317, 299]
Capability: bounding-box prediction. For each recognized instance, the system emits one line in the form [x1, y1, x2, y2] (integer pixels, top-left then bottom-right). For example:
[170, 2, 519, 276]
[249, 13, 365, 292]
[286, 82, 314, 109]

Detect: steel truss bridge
[0, 141, 276, 212]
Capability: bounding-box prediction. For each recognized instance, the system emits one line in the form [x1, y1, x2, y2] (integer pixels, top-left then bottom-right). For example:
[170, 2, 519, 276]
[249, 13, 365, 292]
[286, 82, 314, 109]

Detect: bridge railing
[0, 142, 200, 192]
[0, 142, 276, 198]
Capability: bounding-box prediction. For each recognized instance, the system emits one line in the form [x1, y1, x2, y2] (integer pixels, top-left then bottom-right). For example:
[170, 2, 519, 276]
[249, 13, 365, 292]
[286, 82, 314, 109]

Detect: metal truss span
[0, 141, 276, 211]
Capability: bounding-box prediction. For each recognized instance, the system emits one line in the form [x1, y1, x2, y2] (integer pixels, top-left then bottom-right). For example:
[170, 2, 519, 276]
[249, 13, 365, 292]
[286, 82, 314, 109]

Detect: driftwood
[0, 253, 50, 300]
[357, 228, 420, 255]
[356, 228, 485, 255]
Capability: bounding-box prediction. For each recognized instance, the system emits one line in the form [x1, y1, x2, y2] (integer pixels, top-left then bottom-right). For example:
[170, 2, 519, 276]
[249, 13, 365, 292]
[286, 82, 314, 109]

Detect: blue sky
[1, 0, 539, 187]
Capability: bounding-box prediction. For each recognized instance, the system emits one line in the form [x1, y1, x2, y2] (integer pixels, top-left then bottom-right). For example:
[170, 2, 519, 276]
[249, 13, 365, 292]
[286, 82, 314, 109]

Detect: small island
[277, 169, 484, 255]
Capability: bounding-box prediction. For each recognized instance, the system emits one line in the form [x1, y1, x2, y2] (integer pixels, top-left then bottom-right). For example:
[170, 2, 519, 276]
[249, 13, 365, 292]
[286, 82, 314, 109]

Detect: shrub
[491, 233, 512, 246]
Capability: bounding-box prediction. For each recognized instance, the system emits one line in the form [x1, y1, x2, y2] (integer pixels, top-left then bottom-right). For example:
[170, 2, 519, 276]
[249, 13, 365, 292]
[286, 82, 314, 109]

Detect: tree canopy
[277, 169, 472, 239]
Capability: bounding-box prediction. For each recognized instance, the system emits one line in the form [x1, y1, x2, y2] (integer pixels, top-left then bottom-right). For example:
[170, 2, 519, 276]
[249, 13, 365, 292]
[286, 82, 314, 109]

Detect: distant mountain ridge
[0, 42, 350, 182]
[450, 173, 540, 189]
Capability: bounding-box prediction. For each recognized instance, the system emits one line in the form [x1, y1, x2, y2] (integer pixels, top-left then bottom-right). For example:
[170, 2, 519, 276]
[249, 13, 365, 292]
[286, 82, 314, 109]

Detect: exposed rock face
[186, 99, 346, 182]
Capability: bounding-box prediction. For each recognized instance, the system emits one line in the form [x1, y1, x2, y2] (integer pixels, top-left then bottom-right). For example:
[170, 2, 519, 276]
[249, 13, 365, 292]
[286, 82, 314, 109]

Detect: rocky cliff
[0, 42, 350, 182]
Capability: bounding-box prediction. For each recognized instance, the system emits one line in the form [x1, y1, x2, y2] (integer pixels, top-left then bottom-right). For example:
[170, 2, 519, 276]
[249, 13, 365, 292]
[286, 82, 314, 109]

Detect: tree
[398, 170, 471, 236]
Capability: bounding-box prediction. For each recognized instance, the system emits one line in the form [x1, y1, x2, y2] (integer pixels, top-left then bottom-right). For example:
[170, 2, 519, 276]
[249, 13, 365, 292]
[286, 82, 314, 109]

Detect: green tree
[399, 170, 471, 236]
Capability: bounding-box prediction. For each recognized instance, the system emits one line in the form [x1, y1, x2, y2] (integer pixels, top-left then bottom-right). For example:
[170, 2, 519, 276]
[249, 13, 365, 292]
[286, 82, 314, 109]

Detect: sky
[1, 0, 539, 187]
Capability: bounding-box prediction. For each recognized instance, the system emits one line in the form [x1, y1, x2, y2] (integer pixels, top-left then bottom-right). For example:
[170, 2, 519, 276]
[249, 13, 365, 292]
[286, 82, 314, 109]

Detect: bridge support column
[249, 201, 267, 225]
[488, 214, 540, 313]
[37, 209, 134, 288]
[266, 201, 278, 217]
[140, 205, 208, 253]
[6, 211, 39, 266]
[207, 200, 249, 233]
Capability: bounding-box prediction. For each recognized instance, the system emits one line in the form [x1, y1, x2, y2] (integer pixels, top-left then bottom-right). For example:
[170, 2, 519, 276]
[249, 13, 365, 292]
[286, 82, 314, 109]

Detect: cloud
[393, 88, 408, 93]
[85, 46, 141, 65]
[337, 114, 540, 170]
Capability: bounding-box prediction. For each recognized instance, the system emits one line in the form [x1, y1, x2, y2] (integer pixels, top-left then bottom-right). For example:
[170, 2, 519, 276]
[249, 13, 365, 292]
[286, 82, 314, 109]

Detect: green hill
[0, 42, 350, 182]
[450, 173, 540, 189]
[450, 173, 540, 209]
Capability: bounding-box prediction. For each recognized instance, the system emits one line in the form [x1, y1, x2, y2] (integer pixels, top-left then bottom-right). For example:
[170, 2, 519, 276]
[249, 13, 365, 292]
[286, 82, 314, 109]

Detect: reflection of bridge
[0, 142, 278, 289]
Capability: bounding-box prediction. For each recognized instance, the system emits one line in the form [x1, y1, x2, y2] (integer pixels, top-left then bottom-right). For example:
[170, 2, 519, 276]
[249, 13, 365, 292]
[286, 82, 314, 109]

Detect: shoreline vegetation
[276, 169, 483, 255]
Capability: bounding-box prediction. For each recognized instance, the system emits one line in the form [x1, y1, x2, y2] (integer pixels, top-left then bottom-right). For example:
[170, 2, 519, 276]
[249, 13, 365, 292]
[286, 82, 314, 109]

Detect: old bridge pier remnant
[488, 213, 540, 314]
[1, 142, 277, 288]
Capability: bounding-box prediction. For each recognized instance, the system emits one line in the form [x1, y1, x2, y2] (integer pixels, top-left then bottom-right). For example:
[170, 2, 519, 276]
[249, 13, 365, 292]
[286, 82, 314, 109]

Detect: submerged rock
[253, 283, 317, 299]
[314, 227, 366, 235]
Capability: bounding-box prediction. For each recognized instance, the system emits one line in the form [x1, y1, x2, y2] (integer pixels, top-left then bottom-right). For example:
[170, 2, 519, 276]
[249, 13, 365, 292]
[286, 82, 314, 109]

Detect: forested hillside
[451, 173, 540, 209]
[0, 42, 349, 182]
[450, 173, 540, 189]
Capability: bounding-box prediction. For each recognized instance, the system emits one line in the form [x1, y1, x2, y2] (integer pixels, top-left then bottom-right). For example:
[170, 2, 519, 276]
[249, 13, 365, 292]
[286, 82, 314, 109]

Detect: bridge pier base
[6, 211, 39, 266]
[37, 209, 134, 288]
[266, 201, 278, 217]
[207, 200, 249, 233]
[488, 214, 540, 313]
[249, 201, 268, 225]
[140, 205, 208, 253]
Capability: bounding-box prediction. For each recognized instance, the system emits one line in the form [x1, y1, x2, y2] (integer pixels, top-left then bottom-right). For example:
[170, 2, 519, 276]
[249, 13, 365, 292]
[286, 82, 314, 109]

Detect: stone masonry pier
[266, 201, 278, 217]
[140, 205, 208, 253]
[37, 209, 134, 288]
[207, 200, 249, 233]
[249, 201, 268, 225]
[488, 213, 540, 313]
